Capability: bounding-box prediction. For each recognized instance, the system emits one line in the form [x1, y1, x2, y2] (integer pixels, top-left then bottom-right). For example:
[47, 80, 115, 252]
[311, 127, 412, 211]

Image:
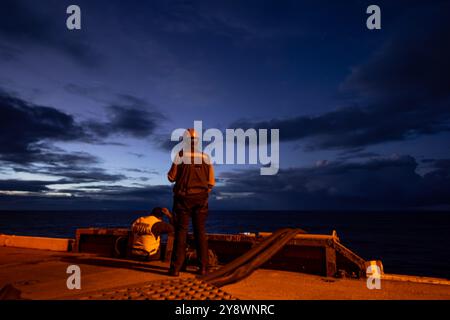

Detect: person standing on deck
[167, 128, 215, 276]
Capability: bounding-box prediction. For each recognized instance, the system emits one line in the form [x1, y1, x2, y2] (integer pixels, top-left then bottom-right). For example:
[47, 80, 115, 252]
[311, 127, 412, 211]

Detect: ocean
[0, 210, 449, 279]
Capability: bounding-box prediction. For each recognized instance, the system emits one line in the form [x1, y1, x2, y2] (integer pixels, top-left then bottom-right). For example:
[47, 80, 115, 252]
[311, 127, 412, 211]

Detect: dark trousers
[170, 192, 209, 272]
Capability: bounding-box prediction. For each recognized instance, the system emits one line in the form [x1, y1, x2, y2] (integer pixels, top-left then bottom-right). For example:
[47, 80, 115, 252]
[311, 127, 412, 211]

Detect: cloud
[2, 154, 450, 210]
[0, 183, 173, 210]
[430, 159, 450, 170]
[86, 105, 164, 139]
[0, 90, 165, 163]
[152, 134, 179, 152]
[0, 90, 164, 196]
[213, 155, 450, 210]
[128, 152, 145, 158]
[342, 4, 450, 103]
[0, 90, 89, 164]
[125, 168, 158, 175]
[231, 4, 450, 151]
[64, 90, 167, 140]
[337, 149, 380, 161]
[0, 179, 51, 193]
[13, 164, 125, 184]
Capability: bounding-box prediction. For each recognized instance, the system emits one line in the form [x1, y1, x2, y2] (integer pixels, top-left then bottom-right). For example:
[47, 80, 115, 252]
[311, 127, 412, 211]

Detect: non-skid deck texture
[75, 278, 238, 300]
[2, 247, 450, 300]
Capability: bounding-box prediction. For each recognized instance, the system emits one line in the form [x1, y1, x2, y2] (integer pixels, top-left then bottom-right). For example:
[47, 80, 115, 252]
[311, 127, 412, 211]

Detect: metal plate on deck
[77, 278, 238, 300]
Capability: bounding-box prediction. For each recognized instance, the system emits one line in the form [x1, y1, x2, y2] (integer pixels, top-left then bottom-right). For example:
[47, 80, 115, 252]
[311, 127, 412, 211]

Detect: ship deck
[1, 247, 449, 300]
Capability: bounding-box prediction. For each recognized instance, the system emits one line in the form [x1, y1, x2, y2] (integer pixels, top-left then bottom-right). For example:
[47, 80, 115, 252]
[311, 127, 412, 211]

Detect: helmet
[183, 128, 199, 142]
[151, 207, 164, 218]
[151, 207, 171, 220]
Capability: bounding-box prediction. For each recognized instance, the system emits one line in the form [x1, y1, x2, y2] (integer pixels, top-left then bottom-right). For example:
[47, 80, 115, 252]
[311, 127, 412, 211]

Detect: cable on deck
[199, 228, 303, 287]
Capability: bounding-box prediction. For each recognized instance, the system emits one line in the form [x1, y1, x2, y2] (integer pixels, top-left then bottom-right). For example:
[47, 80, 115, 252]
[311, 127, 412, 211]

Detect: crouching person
[129, 207, 174, 261]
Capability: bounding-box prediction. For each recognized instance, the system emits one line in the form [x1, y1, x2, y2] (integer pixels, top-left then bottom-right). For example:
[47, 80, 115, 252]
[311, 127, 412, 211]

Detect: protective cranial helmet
[183, 128, 199, 143]
[151, 207, 164, 218]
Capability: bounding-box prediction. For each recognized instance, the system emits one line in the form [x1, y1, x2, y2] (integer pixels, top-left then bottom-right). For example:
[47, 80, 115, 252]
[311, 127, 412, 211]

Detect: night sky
[0, 0, 449, 210]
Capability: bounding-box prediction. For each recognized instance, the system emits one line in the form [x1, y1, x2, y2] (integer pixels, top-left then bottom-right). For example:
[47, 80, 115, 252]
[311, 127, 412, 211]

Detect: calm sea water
[0, 210, 449, 279]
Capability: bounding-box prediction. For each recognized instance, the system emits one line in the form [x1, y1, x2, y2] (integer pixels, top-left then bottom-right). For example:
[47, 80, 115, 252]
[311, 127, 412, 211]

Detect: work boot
[168, 268, 180, 277]
[198, 267, 207, 276]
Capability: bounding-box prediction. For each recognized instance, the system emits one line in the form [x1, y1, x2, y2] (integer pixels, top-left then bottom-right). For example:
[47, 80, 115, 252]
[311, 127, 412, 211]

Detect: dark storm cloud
[12, 165, 125, 184]
[10, 151, 126, 184]
[2, 153, 450, 210]
[337, 149, 380, 161]
[0, 90, 162, 196]
[0, 179, 51, 193]
[5, 148, 125, 185]
[0, 90, 88, 164]
[63, 92, 167, 139]
[62, 169, 125, 183]
[65, 88, 167, 139]
[232, 4, 450, 151]
[0, 184, 173, 210]
[214, 155, 450, 210]
[419, 158, 450, 207]
[0, 90, 165, 165]
[153, 135, 179, 152]
[431, 159, 450, 170]
[0, 0, 101, 66]
[342, 5, 450, 103]
[421, 158, 450, 171]
[86, 105, 164, 139]
[36, 150, 99, 167]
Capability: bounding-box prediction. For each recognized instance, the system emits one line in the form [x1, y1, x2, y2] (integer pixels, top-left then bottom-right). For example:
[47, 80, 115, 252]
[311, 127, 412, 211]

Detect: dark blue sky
[0, 0, 449, 210]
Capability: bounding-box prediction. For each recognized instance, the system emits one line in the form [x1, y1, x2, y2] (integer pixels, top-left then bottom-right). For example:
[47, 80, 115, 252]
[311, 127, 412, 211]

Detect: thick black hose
[209, 229, 300, 287]
[200, 228, 291, 283]
[200, 228, 302, 287]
